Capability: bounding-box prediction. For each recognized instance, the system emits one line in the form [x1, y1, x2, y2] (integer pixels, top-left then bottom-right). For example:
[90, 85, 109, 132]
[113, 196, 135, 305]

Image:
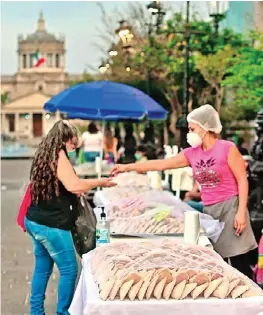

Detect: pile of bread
[108, 196, 147, 218]
[110, 208, 185, 235]
[91, 240, 263, 301]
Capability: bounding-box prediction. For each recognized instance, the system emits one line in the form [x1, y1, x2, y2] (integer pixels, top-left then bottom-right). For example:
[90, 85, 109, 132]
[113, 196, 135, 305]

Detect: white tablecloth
[69, 252, 263, 315]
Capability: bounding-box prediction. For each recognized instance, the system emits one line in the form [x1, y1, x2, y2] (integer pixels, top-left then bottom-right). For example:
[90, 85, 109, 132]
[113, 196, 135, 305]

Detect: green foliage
[222, 45, 263, 120]
[1, 92, 9, 105]
[78, 5, 261, 130]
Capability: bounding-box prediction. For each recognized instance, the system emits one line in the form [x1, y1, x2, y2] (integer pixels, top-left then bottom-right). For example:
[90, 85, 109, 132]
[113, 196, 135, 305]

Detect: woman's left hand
[234, 210, 247, 236]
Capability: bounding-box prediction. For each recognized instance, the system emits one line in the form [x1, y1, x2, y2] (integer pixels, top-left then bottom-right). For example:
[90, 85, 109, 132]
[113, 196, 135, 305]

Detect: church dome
[25, 31, 59, 42]
[23, 11, 62, 43]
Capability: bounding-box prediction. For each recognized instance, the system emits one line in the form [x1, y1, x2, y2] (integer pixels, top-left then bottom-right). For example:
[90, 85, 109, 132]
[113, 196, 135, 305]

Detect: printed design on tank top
[194, 157, 220, 189]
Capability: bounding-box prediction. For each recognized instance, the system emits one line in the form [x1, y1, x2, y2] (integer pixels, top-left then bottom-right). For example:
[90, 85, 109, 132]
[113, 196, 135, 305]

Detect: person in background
[142, 122, 155, 145]
[120, 124, 137, 164]
[237, 137, 249, 156]
[135, 145, 148, 163]
[25, 120, 116, 315]
[112, 104, 257, 279]
[103, 128, 118, 163]
[114, 124, 122, 150]
[81, 122, 102, 162]
[184, 181, 203, 213]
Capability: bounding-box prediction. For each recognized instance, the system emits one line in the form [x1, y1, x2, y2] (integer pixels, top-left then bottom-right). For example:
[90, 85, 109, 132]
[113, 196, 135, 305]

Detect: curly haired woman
[25, 120, 115, 315]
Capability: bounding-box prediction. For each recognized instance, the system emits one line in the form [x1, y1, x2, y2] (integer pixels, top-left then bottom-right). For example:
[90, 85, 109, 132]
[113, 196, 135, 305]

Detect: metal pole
[146, 13, 153, 96]
[183, 1, 190, 117]
[179, 0, 190, 149]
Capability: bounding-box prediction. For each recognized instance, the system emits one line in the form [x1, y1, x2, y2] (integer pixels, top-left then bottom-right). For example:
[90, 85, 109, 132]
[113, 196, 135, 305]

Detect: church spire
[37, 10, 45, 31]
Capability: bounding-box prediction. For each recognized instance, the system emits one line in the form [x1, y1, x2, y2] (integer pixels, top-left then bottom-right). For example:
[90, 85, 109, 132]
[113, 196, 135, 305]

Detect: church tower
[17, 11, 65, 73]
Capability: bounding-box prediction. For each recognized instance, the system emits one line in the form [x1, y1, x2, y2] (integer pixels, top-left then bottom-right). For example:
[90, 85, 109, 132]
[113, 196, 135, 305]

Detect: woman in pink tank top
[112, 104, 257, 279]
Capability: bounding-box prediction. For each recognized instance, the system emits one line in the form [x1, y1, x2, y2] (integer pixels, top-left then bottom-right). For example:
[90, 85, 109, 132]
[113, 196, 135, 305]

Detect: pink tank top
[184, 140, 238, 206]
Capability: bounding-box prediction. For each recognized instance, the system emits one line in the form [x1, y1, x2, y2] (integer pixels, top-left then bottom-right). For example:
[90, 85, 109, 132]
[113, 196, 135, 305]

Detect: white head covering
[187, 104, 222, 134]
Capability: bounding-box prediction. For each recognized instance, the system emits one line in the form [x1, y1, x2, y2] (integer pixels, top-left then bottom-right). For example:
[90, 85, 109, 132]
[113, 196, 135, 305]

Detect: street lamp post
[115, 20, 134, 73]
[208, 1, 227, 35]
[146, 1, 165, 95]
[176, 1, 191, 149]
[99, 62, 107, 75]
[108, 44, 118, 57]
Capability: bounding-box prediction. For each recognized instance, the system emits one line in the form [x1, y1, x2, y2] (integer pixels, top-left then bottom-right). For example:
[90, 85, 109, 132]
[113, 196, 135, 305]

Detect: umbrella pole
[97, 121, 105, 187]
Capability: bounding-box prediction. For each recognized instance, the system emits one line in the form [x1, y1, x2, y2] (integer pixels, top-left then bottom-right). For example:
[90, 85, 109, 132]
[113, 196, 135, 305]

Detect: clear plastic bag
[110, 207, 184, 235]
[106, 192, 224, 242]
[91, 239, 263, 301]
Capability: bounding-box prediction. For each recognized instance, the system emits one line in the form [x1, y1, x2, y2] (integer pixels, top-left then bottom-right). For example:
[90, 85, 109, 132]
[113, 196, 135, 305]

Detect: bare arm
[112, 151, 189, 175]
[228, 145, 248, 234]
[113, 138, 118, 162]
[57, 150, 115, 193]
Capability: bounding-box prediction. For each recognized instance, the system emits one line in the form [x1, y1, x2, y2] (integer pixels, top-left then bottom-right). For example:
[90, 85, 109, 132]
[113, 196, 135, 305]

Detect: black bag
[71, 195, 97, 257]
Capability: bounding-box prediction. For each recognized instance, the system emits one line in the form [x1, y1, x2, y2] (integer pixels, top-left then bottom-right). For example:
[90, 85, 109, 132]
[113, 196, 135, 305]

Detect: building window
[6, 114, 15, 132]
[55, 54, 60, 68]
[30, 54, 35, 68]
[23, 54, 27, 68]
[47, 54, 53, 67]
[38, 85, 43, 91]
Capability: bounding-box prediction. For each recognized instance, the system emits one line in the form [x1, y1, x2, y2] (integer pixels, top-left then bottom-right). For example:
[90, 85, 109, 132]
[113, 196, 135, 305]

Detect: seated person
[184, 181, 203, 213]
[103, 129, 118, 163]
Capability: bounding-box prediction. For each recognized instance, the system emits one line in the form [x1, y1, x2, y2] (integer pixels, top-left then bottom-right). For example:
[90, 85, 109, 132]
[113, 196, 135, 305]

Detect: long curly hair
[30, 120, 79, 203]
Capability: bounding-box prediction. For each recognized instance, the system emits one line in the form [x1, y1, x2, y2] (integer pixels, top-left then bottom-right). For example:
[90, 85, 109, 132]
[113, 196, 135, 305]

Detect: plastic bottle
[96, 207, 110, 247]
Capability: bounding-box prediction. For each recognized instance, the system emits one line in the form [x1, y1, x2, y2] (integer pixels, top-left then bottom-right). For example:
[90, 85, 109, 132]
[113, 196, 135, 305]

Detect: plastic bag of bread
[110, 207, 185, 235]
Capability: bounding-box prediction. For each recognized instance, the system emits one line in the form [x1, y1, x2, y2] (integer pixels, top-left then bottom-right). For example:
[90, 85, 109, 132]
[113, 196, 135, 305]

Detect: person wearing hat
[111, 104, 257, 279]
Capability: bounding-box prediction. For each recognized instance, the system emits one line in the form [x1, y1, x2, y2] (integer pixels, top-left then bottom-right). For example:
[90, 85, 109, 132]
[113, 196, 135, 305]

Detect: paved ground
[1, 159, 59, 315]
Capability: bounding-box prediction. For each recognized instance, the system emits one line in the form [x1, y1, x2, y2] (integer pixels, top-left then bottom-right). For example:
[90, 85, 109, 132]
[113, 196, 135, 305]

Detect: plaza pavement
[1, 159, 59, 314]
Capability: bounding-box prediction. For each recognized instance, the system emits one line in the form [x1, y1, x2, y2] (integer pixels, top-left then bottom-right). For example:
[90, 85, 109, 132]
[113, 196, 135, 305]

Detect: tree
[222, 44, 263, 120]
[1, 92, 9, 105]
[194, 45, 237, 113]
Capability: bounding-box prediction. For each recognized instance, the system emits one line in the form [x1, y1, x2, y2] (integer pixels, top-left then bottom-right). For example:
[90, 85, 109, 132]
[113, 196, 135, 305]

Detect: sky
[1, 1, 209, 75]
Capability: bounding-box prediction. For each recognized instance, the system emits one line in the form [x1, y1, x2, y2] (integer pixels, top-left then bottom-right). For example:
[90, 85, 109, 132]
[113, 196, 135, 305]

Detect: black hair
[87, 122, 98, 134]
[137, 144, 147, 153]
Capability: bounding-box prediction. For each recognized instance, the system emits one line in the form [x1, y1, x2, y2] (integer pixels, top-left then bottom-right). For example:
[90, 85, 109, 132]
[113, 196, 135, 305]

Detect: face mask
[135, 153, 143, 161]
[187, 132, 202, 148]
[67, 150, 76, 159]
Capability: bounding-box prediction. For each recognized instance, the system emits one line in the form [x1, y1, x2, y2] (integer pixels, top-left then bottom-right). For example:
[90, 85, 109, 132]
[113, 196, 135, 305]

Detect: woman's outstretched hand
[111, 164, 128, 177]
[99, 178, 117, 188]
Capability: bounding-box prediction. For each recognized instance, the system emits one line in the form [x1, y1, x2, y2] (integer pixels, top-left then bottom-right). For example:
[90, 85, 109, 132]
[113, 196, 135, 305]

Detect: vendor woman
[111, 104, 257, 279]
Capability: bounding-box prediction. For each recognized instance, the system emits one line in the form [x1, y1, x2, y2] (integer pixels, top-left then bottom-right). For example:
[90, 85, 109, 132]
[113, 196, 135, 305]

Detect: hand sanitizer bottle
[96, 207, 110, 247]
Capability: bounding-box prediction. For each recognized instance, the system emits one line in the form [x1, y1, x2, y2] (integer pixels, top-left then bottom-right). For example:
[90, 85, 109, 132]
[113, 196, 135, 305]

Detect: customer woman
[103, 128, 118, 163]
[112, 104, 257, 278]
[25, 120, 115, 315]
[81, 122, 102, 162]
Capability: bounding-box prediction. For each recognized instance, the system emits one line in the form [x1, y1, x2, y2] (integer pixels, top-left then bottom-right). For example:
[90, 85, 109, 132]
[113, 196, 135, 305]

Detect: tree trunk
[215, 85, 224, 113]
[164, 120, 169, 145]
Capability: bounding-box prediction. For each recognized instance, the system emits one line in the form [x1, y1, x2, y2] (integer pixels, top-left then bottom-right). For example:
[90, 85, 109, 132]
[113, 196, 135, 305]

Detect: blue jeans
[186, 200, 204, 212]
[24, 218, 78, 315]
[84, 151, 100, 162]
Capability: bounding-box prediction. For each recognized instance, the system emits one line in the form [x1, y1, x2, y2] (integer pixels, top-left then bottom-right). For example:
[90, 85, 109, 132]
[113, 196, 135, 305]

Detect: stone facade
[1, 12, 83, 140]
[255, 1, 263, 32]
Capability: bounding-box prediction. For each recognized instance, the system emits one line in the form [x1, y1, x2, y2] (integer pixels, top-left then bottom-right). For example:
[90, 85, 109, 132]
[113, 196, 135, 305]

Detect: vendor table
[110, 234, 212, 248]
[75, 163, 112, 178]
[69, 251, 263, 315]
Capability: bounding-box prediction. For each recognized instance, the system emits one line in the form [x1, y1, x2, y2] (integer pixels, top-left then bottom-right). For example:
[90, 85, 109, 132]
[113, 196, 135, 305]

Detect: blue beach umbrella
[44, 81, 167, 121]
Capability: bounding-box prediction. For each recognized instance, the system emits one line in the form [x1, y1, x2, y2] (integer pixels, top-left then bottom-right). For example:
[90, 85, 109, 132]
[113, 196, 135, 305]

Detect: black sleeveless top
[26, 148, 78, 231]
